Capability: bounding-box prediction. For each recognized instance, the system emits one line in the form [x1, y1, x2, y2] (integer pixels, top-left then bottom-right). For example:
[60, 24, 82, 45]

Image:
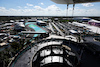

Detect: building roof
[74, 17, 91, 20]
[46, 35, 77, 42]
[72, 22, 100, 34]
[89, 19, 100, 23]
[0, 42, 6, 46]
[28, 18, 37, 21]
[10, 20, 14, 22]
[15, 22, 25, 27]
[37, 20, 46, 23]
[46, 34, 65, 39]
[0, 33, 6, 36]
[69, 30, 78, 33]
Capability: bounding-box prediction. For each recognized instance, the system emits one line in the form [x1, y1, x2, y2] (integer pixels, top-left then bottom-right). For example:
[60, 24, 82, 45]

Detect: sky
[0, 0, 100, 16]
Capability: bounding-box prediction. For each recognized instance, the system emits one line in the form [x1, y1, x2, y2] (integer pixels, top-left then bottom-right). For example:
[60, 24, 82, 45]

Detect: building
[69, 30, 79, 35]
[37, 21, 47, 26]
[19, 19, 25, 22]
[14, 22, 25, 31]
[0, 20, 14, 32]
[32, 39, 80, 67]
[9, 35, 82, 67]
[88, 19, 100, 27]
[73, 17, 91, 22]
[0, 33, 7, 43]
[27, 18, 37, 22]
[43, 17, 49, 22]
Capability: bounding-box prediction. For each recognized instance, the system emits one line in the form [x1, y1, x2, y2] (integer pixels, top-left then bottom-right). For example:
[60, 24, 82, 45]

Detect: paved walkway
[14, 49, 33, 67]
[12, 40, 63, 67]
[49, 23, 55, 33]
[51, 22, 65, 36]
[84, 37, 100, 46]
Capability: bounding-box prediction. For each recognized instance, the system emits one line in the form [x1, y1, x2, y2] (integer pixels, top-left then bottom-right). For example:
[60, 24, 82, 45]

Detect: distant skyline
[0, 0, 100, 16]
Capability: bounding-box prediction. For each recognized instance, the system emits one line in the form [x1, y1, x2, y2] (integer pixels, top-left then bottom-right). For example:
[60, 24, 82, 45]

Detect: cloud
[45, 5, 61, 11]
[0, 5, 100, 16]
[34, 6, 44, 11]
[0, 7, 6, 10]
[17, 6, 21, 8]
[26, 3, 33, 6]
[40, 3, 44, 5]
[24, 6, 28, 8]
[81, 3, 94, 7]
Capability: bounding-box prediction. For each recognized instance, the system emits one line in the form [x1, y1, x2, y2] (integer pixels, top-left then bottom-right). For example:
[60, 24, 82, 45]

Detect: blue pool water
[25, 22, 46, 38]
[34, 34, 38, 37]
[25, 22, 34, 26]
[29, 24, 46, 33]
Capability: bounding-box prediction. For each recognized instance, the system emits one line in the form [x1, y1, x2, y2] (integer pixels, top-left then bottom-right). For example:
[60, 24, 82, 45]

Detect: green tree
[10, 42, 20, 51]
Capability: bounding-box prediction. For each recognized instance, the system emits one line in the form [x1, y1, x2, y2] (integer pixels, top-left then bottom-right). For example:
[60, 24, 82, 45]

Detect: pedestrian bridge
[21, 31, 48, 34]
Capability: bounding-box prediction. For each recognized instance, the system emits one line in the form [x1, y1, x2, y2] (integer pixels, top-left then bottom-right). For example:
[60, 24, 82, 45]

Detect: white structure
[0, 33, 6, 36]
[69, 30, 78, 34]
[37, 20, 46, 26]
[9, 35, 21, 39]
[51, 0, 100, 4]
[89, 19, 100, 23]
[88, 19, 100, 27]
[14, 22, 25, 31]
[65, 35, 77, 42]
[73, 17, 91, 22]
[49, 23, 55, 33]
[47, 34, 65, 39]
[15, 22, 25, 27]
[28, 18, 37, 22]
[0, 33, 7, 42]
[0, 42, 7, 46]
[19, 19, 25, 22]
[47, 34, 78, 42]
[10, 20, 14, 22]
[51, 22, 65, 36]
[72, 22, 100, 34]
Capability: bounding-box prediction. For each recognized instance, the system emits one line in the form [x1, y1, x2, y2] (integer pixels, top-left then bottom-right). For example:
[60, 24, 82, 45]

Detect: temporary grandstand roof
[72, 22, 100, 34]
[46, 34, 65, 39]
[74, 17, 91, 20]
[37, 20, 46, 23]
[69, 30, 78, 33]
[89, 19, 100, 23]
[0, 33, 6, 36]
[46, 35, 78, 42]
[0, 42, 6, 46]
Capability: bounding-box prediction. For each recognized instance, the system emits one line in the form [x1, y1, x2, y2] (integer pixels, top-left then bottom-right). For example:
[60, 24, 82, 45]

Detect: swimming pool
[25, 22, 46, 38]
[29, 24, 46, 33]
[25, 22, 34, 26]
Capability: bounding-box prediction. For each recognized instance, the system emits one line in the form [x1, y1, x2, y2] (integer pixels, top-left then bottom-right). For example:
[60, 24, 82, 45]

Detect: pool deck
[37, 25, 49, 33]
[25, 22, 48, 38]
[25, 24, 35, 31]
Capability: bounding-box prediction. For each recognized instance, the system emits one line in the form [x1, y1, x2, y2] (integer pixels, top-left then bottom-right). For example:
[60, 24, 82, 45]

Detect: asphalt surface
[11, 41, 100, 67]
[84, 37, 100, 46]
[68, 43, 100, 67]
[14, 48, 34, 67]
[11, 22, 100, 67]
[12, 40, 64, 67]
[81, 49, 100, 67]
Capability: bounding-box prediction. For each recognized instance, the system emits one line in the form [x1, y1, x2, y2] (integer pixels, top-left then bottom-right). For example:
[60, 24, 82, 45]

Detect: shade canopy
[51, 0, 100, 4]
